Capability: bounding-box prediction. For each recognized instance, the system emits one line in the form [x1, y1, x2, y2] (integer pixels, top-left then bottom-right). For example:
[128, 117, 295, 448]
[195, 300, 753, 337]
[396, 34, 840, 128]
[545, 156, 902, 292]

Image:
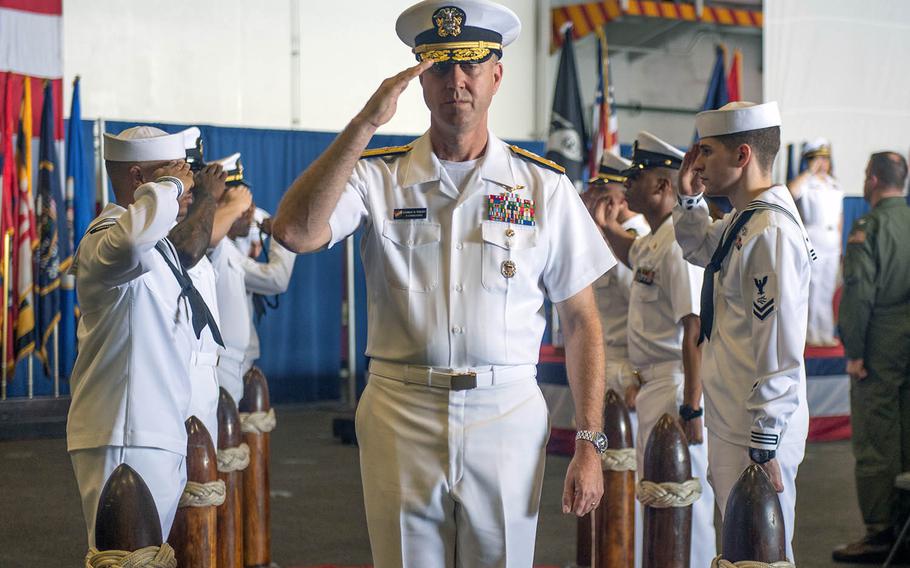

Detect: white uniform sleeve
[671, 192, 728, 268]
[542, 176, 617, 303]
[664, 241, 703, 323]
[327, 166, 370, 250]
[92, 180, 179, 287]
[241, 239, 297, 295]
[739, 223, 806, 450]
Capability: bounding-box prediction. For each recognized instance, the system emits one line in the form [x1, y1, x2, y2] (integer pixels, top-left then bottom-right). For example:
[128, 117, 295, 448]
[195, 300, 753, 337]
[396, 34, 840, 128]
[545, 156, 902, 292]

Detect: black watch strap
[749, 448, 776, 464]
[679, 404, 704, 422]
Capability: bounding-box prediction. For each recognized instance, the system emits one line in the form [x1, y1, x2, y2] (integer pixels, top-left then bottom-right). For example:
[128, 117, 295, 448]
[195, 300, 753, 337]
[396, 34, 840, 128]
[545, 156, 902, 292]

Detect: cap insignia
[434, 6, 464, 38]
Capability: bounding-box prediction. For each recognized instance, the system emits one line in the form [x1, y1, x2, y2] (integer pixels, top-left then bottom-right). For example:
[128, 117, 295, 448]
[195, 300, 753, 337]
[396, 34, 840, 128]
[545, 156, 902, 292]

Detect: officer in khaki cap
[273, 0, 615, 565]
[833, 152, 910, 564]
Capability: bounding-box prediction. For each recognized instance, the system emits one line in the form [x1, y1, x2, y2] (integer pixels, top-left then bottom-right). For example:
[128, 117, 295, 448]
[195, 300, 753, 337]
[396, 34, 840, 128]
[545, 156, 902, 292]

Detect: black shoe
[832, 528, 895, 564]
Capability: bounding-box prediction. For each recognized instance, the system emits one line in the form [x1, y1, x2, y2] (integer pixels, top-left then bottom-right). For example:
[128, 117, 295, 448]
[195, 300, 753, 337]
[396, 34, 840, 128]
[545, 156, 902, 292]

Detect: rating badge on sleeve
[752, 275, 775, 321]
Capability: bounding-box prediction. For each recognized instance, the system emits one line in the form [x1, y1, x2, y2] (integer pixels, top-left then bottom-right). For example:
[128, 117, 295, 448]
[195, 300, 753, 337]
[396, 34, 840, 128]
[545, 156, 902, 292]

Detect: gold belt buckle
[450, 372, 477, 391]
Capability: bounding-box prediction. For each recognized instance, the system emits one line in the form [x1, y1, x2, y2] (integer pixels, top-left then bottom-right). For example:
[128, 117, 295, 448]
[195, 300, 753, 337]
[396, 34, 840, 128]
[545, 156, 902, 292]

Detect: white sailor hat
[695, 101, 781, 139]
[182, 127, 205, 171]
[214, 152, 249, 187]
[103, 126, 191, 162]
[802, 137, 831, 159]
[589, 151, 631, 184]
[623, 131, 685, 177]
[396, 0, 521, 64]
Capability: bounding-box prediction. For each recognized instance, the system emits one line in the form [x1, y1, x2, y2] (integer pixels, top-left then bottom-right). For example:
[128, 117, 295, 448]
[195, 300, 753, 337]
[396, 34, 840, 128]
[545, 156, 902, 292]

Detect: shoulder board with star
[359, 145, 412, 161]
[509, 145, 565, 175]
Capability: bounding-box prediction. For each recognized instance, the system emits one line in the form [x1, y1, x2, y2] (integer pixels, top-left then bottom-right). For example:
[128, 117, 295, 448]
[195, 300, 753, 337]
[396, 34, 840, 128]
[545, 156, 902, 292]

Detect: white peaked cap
[696, 101, 781, 139]
[600, 151, 631, 174]
[214, 152, 241, 171]
[182, 126, 201, 150]
[396, 0, 521, 51]
[803, 137, 831, 157]
[103, 126, 192, 162]
[636, 131, 685, 160]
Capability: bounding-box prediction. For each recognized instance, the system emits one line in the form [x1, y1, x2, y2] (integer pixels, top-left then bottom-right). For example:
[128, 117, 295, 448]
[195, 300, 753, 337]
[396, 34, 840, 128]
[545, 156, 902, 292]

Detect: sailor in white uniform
[67, 126, 205, 546]
[208, 153, 295, 403]
[673, 102, 812, 561]
[598, 132, 716, 568]
[271, 2, 616, 565]
[788, 138, 843, 346]
[171, 127, 229, 442]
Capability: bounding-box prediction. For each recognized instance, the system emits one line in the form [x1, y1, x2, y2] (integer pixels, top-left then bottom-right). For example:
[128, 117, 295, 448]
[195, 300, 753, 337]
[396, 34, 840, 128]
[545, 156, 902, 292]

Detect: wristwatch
[678, 404, 704, 422]
[576, 430, 608, 454]
[749, 448, 776, 464]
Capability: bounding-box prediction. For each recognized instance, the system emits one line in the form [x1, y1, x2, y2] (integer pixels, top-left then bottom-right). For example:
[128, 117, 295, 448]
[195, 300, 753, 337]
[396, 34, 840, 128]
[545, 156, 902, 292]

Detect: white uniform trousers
[70, 445, 186, 547]
[707, 430, 805, 562]
[188, 352, 220, 445]
[355, 372, 549, 568]
[605, 358, 643, 568]
[806, 250, 839, 345]
[634, 362, 716, 568]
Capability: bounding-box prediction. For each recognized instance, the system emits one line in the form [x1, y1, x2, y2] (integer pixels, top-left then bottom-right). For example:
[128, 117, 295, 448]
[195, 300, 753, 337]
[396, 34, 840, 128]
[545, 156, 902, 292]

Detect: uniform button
[455, 284, 463, 292]
[407, 239, 414, 246]
[455, 242, 464, 250]
[505, 228, 515, 238]
[452, 326, 463, 334]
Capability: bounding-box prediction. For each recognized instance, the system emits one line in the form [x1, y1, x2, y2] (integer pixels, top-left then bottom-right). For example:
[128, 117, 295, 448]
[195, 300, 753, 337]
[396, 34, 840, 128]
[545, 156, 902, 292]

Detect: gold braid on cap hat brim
[589, 173, 628, 184]
[415, 41, 502, 62]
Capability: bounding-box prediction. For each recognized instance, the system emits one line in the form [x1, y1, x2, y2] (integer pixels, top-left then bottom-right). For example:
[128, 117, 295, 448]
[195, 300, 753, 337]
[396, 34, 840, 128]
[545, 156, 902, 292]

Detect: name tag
[393, 208, 428, 220]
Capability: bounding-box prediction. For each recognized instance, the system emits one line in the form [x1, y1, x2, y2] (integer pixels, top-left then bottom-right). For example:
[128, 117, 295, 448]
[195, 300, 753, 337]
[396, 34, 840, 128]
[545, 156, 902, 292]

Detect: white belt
[191, 351, 219, 368]
[633, 360, 683, 384]
[368, 360, 536, 391]
[216, 347, 245, 370]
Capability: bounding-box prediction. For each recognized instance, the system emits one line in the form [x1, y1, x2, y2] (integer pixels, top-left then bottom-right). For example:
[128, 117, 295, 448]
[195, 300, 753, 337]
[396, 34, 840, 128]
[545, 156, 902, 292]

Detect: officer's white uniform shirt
[672, 185, 810, 451]
[209, 236, 295, 401]
[241, 237, 296, 372]
[627, 216, 703, 368]
[595, 215, 650, 359]
[186, 256, 222, 441]
[67, 181, 195, 457]
[327, 131, 616, 368]
[793, 173, 843, 253]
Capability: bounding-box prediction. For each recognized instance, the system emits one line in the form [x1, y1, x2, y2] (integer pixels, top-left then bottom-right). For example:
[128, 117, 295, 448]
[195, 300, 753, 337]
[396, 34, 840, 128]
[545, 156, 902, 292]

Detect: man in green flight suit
[834, 151, 910, 564]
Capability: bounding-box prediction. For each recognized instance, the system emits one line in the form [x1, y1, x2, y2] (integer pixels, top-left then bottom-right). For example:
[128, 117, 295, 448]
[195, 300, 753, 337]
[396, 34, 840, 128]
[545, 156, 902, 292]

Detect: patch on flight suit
[751, 273, 776, 321]
[393, 208, 427, 220]
[359, 145, 413, 162]
[634, 267, 656, 285]
[848, 228, 866, 244]
[509, 145, 565, 175]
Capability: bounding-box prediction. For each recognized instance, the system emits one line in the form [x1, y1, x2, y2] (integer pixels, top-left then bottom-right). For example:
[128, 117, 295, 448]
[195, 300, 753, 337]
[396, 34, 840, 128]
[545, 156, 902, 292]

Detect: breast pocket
[629, 281, 660, 333]
[381, 221, 441, 292]
[480, 221, 539, 292]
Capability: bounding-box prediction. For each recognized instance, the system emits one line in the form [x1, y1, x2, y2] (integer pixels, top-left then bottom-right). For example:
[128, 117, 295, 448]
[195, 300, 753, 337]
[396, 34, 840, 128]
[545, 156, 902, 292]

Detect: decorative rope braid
[217, 443, 251, 473]
[85, 544, 177, 568]
[240, 408, 276, 434]
[601, 448, 637, 471]
[711, 556, 795, 568]
[178, 480, 226, 508]
[636, 478, 702, 508]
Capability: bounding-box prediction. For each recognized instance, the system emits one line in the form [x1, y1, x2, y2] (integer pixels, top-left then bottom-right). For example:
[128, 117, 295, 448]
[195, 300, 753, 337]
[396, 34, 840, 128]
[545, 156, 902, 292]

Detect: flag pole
[96, 118, 109, 207]
[1, 231, 10, 400]
[27, 353, 33, 399]
[53, 327, 59, 397]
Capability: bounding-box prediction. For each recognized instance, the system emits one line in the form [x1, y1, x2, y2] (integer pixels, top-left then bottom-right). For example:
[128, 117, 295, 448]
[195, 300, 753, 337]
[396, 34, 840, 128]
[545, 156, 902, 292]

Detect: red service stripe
[0, 0, 61, 15]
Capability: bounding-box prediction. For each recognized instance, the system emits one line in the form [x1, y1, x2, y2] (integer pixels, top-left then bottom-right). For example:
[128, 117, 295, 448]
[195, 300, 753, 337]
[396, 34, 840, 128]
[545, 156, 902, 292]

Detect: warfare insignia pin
[433, 6, 464, 38]
[634, 267, 656, 285]
[751, 274, 775, 321]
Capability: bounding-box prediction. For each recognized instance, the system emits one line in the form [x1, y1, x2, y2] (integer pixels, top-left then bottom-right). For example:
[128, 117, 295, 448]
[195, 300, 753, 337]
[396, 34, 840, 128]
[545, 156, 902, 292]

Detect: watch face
[595, 432, 608, 453]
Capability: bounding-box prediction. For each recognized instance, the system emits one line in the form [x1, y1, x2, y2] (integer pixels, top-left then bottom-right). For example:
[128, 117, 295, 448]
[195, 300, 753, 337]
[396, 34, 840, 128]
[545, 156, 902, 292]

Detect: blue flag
[61, 77, 89, 380]
[34, 81, 65, 374]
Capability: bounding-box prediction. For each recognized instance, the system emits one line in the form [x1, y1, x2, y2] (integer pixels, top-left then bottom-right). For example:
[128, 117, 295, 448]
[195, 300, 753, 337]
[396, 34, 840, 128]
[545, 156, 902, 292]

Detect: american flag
[588, 26, 619, 178]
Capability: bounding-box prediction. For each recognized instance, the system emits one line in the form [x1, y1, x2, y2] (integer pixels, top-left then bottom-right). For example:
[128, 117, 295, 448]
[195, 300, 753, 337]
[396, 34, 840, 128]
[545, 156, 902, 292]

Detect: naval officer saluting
[272, 1, 616, 565]
[673, 102, 813, 561]
[67, 126, 217, 546]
